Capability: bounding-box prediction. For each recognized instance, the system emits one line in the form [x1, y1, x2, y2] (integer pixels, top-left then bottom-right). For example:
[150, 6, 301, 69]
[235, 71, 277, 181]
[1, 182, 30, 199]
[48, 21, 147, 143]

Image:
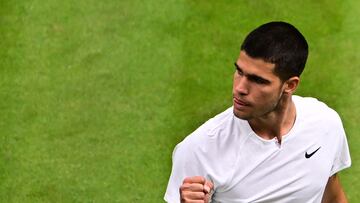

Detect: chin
[233, 109, 252, 120]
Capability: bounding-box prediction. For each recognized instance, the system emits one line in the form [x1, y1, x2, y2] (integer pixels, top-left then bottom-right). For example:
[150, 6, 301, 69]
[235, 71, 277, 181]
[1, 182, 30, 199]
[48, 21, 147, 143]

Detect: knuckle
[182, 177, 189, 184]
[180, 194, 191, 203]
[180, 184, 186, 191]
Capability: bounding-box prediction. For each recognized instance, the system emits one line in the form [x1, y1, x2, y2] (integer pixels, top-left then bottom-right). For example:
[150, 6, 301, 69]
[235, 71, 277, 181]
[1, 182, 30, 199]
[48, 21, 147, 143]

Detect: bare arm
[321, 173, 348, 203]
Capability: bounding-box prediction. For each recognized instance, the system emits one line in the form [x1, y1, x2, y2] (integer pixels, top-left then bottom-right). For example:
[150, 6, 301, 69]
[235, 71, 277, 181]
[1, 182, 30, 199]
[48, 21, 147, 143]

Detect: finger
[181, 183, 205, 192]
[182, 191, 206, 200]
[203, 180, 214, 193]
[181, 198, 205, 203]
[183, 176, 206, 184]
[204, 193, 211, 203]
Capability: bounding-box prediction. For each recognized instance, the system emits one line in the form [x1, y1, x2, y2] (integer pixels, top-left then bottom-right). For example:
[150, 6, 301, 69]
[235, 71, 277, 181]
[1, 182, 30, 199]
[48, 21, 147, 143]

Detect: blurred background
[1, 0, 359, 202]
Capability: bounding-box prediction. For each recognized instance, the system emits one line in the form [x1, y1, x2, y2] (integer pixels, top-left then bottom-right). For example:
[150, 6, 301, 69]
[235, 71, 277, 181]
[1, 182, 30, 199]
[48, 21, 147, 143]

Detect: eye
[234, 63, 244, 76]
[249, 76, 270, 85]
[254, 78, 267, 84]
[236, 69, 244, 76]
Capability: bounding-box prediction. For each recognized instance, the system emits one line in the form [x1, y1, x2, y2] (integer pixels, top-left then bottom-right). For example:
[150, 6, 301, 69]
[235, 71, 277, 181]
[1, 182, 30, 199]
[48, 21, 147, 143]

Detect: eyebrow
[234, 62, 271, 84]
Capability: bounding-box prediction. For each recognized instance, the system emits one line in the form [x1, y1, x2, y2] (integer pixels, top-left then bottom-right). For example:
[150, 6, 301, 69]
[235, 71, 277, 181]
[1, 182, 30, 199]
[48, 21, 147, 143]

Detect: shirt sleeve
[329, 114, 351, 176]
[164, 132, 209, 203]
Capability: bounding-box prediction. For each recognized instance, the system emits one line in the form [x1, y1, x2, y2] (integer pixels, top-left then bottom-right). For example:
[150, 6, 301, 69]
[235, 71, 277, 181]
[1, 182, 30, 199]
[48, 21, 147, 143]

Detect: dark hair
[240, 21, 308, 81]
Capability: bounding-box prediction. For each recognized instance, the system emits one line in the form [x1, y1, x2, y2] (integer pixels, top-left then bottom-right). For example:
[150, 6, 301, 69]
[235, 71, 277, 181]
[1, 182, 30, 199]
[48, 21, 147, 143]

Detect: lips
[233, 97, 250, 107]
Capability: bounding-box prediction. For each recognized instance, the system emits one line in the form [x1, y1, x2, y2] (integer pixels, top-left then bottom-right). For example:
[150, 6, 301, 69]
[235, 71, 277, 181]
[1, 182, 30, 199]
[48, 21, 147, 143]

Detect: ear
[283, 76, 300, 94]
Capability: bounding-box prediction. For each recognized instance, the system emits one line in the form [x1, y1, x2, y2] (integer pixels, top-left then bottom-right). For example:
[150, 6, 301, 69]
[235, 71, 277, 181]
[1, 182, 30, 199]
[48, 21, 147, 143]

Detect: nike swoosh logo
[305, 147, 321, 159]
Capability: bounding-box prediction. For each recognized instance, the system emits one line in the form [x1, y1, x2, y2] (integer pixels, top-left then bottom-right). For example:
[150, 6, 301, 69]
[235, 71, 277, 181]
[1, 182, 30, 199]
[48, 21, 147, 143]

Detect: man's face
[233, 51, 285, 120]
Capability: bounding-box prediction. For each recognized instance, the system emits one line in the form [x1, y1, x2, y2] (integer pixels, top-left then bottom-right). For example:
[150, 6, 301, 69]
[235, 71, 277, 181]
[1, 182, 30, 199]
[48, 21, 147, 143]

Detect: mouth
[233, 97, 250, 107]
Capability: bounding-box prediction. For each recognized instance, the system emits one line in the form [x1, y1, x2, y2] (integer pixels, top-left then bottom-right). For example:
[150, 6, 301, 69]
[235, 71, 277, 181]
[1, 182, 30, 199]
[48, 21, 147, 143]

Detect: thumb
[204, 180, 214, 203]
[203, 180, 214, 194]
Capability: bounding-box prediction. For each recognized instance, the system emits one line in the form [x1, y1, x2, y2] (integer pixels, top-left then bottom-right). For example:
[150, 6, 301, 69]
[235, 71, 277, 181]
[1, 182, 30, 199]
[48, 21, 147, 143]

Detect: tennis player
[164, 21, 351, 203]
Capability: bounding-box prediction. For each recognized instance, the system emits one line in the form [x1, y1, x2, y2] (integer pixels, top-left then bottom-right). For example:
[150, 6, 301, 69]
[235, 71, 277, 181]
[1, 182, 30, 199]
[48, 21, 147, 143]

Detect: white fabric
[164, 95, 351, 203]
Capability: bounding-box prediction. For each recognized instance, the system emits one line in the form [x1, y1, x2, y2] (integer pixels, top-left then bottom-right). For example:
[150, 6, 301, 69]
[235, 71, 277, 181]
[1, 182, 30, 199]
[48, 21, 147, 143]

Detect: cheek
[252, 87, 280, 103]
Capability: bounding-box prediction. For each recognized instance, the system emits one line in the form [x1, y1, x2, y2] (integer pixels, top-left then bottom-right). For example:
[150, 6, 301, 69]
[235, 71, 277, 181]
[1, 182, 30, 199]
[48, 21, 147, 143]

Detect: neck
[248, 94, 296, 144]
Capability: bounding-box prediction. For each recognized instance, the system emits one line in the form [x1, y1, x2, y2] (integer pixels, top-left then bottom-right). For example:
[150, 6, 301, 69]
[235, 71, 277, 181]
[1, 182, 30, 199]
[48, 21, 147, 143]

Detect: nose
[234, 76, 249, 95]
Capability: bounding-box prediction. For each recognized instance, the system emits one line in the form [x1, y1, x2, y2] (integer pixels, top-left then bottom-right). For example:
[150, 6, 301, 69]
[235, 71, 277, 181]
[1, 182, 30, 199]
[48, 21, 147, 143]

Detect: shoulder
[170, 107, 247, 180]
[179, 107, 235, 145]
[293, 95, 342, 123]
[174, 106, 246, 155]
[293, 95, 345, 139]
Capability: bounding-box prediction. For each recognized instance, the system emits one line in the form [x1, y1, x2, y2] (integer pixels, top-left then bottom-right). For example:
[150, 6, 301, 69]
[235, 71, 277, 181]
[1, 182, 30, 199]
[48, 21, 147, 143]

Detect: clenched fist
[180, 176, 214, 203]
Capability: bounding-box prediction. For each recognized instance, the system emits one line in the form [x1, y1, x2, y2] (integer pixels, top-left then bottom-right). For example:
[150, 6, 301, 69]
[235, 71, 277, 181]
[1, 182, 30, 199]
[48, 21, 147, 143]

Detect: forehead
[236, 51, 276, 76]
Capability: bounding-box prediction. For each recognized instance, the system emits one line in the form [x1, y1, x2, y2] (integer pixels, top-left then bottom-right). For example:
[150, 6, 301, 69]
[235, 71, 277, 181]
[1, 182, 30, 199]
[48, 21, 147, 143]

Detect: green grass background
[1, 0, 359, 202]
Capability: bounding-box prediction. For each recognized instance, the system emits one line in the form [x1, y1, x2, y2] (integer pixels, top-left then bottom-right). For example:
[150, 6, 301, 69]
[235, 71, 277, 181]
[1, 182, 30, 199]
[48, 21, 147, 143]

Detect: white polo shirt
[164, 96, 351, 203]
